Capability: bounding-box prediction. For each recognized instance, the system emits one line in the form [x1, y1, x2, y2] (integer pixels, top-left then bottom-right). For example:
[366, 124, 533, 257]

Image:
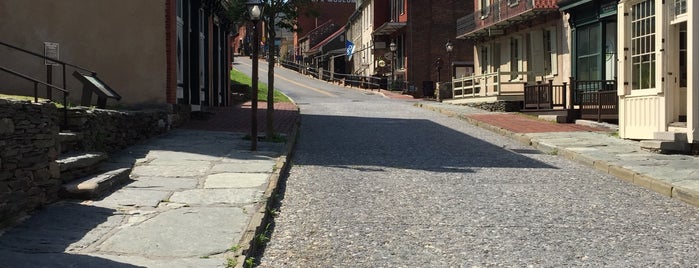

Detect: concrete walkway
[0, 103, 299, 268]
[416, 101, 699, 208]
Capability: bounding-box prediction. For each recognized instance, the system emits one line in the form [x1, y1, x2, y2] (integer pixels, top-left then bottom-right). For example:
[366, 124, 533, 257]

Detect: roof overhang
[456, 9, 558, 40]
[557, 0, 593, 11]
[372, 22, 407, 36]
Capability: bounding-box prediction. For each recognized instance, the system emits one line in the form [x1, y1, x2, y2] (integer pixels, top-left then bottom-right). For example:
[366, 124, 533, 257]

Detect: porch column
[689, 1, 698, 142]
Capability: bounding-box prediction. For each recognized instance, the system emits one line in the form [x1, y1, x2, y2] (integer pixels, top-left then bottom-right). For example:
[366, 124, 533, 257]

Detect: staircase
[56, 128, 132, 200]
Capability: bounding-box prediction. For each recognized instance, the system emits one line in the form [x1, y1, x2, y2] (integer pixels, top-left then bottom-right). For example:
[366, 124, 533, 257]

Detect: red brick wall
[295, 2, 355, 51]
[406, 0, 474, 96]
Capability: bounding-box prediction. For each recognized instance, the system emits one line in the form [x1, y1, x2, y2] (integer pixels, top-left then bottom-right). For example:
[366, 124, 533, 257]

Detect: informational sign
[44, 42, 60, 66]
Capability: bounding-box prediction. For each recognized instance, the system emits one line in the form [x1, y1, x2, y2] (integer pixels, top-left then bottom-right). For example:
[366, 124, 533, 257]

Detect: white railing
[451, 69, 531, 99]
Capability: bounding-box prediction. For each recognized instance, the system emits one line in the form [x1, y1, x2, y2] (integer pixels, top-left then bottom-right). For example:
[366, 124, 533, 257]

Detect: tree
[261, 0, 311, 140]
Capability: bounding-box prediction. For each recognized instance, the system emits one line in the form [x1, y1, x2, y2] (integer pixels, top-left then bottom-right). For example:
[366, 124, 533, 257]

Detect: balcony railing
[456, 0, 558, 39]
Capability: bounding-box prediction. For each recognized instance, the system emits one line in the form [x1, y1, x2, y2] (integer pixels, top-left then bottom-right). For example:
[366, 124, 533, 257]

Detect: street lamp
[247, 0, 264, 151]
[445, 40, 453, 83]
[389, 41, 397, 91]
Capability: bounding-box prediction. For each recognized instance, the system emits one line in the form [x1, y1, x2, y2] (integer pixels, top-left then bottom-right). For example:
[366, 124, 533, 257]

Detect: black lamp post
[445, 40, 453, 84]
[247, 0, 264, 151]
[389, 41, 397, 90]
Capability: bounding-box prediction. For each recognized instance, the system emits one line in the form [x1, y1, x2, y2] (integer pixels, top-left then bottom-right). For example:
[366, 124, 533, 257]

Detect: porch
[448, 69, 528, 104]
[519, 79, 618, 123]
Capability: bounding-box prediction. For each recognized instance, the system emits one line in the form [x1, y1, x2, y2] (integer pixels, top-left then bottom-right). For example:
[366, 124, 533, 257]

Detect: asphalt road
[233, 57, 699, 267]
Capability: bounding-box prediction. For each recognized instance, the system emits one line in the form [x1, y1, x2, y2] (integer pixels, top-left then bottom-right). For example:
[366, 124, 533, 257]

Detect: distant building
[295, 0, 356, 62]
[454, 0, 563, 103]
[345, 0, 474, 96]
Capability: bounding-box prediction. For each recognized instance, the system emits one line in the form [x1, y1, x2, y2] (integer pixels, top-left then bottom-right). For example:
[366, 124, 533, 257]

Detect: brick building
[367, 0, 474, 96]
[294, 1, 356, 61]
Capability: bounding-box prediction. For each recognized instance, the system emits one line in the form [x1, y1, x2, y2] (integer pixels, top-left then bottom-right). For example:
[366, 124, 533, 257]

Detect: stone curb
[416, 103, 699, 209]
[230, 101, 301, 268]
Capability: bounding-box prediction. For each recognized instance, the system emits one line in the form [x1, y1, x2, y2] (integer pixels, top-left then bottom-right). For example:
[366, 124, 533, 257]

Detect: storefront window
[631, 0, 655, 90]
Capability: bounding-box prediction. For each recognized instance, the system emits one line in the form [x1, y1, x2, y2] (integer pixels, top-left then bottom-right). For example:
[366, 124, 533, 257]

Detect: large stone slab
[90, 189, 171, 208]
[210, 161, 274, 173]
[0, 202, 123, 253]
[130, 164, 208, 178]
[169, 189, 262, 205]
[204, 173, 269, 188]
[124, 177, 198, 191]
[97, 207, 247, 257]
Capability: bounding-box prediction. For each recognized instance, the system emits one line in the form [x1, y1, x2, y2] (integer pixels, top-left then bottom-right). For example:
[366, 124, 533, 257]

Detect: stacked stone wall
[0, 100, 61, 226]
[0, 101, 190, 226]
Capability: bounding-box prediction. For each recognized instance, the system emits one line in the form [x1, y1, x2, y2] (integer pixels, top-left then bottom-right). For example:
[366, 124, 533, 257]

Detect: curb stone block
[558, 149, 578, 161]
[571, 153, 596, 167]
[593, 160, 611, 173]
[634, 173, 673, 197]
[672, 186, 699, 206]
[608, 165, 636, 183]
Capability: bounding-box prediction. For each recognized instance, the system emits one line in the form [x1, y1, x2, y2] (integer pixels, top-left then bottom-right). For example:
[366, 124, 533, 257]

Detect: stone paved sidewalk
[416, 101, 699, 208]
[0, 102, 299, 268]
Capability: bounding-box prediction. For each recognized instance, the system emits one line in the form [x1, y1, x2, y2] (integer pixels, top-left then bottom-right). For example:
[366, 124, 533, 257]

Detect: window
[675, 0, 687, 16]
[543, 29, 557, 76]
[577, 24, 601, 81]
[510, 37, 521, 80]
[508, 0, 519, 6]
[679, 23, 687, 87]
[480, 0, 490, 18]
[631, 0, 655, 90]
[479, 45, 489, 74]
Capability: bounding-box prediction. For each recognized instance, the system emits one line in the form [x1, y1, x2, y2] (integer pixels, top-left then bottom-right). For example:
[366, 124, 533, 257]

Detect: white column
[689, 1, 698, 142]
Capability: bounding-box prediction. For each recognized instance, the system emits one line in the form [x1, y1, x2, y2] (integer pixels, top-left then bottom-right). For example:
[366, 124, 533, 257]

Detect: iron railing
[0, 41, 95, 98]
[0, 65, 69, 126]
[279, 60, 393, 92]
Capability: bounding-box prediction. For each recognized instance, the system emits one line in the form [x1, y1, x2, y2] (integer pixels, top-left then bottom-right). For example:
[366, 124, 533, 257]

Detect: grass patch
[0, 94, 66, 108]
[230, 68, 291, 103]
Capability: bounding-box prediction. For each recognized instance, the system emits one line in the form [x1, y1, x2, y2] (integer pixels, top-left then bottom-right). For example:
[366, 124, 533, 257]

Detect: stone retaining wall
[0, 100, 190, 226]
[64, 104, 188, 152]
[0, 99, 60, 226]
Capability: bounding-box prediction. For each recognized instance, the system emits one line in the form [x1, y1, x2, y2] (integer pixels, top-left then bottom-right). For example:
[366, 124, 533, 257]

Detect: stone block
[634, 174, 673, 197]
[0, 118, 15, 134]
[538, 115, 567, 123]
[672, 186, 699, 207]
[608, 165, 635, 183]
[653, 131, 687, 142]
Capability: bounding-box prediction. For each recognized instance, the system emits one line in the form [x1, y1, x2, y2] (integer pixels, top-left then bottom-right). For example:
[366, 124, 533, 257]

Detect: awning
[372, 22, 406, 36]
[557, 0, 593, 11]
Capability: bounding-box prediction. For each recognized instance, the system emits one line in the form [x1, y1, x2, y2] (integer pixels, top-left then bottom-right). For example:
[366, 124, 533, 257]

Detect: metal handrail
[0, 65, 69, 127]
[0, 41, 94, 75]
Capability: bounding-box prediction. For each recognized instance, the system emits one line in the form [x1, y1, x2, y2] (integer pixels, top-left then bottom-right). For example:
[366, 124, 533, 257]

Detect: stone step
[640, 140, 691, 154]
[538, 114, 567, 123]
[56, 152, 108, 183]
[57, 131, 83, 154]
[653, 131, 688, 142]
[60, 168, 132, 199]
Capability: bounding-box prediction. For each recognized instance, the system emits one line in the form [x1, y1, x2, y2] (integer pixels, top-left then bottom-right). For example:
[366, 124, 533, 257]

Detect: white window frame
[629, 0, 656, 92]
[544, 27, 558, 77]
[479, 45, 490, 74]
[510, 36, 523, 80]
